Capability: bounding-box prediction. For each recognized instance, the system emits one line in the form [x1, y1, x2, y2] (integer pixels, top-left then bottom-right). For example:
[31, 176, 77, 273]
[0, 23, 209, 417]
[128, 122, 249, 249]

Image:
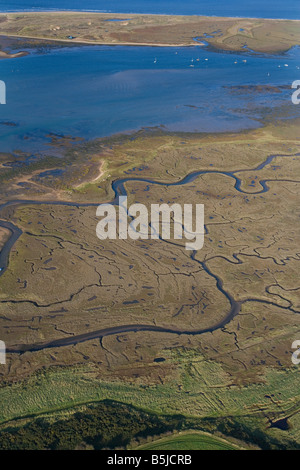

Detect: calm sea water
[0, 44, 299, 153]
[0, 1, 299, 153]
[0, 0, 299, 19]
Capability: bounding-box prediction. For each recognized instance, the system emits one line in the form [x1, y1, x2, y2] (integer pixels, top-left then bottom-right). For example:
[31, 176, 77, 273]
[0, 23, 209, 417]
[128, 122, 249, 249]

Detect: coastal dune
[0, 12, 299, 53]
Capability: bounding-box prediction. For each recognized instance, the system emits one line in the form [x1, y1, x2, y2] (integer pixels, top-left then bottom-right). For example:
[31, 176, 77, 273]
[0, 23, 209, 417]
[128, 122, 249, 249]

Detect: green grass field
[135, 432, 240, 450]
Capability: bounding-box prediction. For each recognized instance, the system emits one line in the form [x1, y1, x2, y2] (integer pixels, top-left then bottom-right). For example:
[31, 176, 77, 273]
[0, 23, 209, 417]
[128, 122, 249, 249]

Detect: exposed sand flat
[0, 50, 28, 59]
[0, 12, 299, 53]
[0, 34, 203, 48]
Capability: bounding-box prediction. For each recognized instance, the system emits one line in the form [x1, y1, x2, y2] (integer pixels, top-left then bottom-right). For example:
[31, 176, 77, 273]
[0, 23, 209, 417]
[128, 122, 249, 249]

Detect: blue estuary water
[0, 44, 299, 152]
